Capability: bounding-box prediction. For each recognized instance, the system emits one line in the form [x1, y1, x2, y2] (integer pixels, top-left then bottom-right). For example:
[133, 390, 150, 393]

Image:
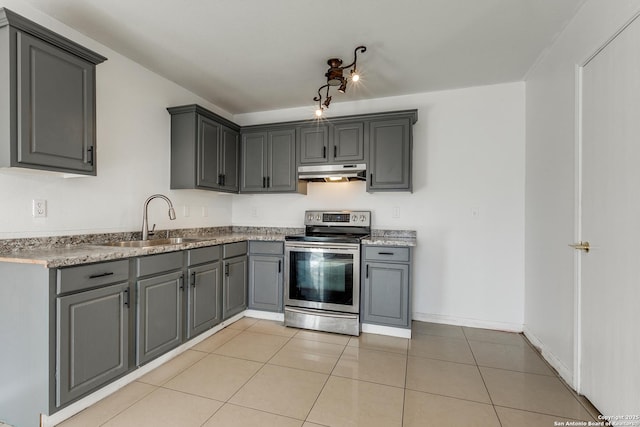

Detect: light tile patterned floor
[55, 318, 600, 427]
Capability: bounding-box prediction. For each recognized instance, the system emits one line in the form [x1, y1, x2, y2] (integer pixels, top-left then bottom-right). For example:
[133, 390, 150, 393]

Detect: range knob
[307, 214, 314, 221]
[316, 215, 321, 221]
[360, 215, 366, 222]
[351, 215, 357, 222]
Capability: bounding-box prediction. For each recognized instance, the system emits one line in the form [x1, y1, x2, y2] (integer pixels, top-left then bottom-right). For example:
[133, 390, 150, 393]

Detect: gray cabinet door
[241, 131, 268, 192]
[197, 115, 222, 189]
[220, 126, 239, 192]
[248, 255, 283, 312]
[137, 271, 183, 365]
[362, 262, 409, 327]
[333, 122, 365, 162]
[299, 125, 329, 164]
[269, 129, 297, 192]
[223, 256, 247, 319]
[188, 261, 222, 338]
[368, 118, 412, 191]
[57, 282, 129, 406]
[16, 31, 96, 174]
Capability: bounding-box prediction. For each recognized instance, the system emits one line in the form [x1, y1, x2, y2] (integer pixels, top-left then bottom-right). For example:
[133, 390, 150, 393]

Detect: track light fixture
[314, 45, 366, 117]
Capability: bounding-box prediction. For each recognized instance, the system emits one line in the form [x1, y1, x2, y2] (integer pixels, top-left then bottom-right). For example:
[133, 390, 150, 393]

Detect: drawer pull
[378, 252, 395, 256]
[88, 272, 114, 279]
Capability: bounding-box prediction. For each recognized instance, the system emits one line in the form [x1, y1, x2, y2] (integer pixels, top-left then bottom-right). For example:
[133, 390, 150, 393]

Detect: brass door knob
[569, 241, 590, 253]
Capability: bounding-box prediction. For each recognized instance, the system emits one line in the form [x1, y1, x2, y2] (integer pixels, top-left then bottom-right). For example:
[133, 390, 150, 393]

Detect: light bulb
[315, 108, 323, 117]
[351, 73, 360, 82]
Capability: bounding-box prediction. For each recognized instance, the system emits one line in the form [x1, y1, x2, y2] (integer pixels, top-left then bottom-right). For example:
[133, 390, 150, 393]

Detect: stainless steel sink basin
[101, 237, 209, 248]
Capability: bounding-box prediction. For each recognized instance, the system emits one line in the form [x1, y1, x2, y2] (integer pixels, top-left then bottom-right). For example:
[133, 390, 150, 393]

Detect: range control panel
[304, 210, 371, 227]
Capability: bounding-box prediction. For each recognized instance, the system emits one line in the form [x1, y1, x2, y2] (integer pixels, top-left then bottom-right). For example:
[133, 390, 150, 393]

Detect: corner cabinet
[240, 126, 305, 194]
[367, 112, 417, 192]
[0, 8, 107, 175]
[168, 104, 240, 193]
[361, 245, 412, 329]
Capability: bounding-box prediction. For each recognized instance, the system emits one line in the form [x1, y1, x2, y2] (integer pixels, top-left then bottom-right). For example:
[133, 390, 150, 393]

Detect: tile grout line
[462, 326, 504, 427]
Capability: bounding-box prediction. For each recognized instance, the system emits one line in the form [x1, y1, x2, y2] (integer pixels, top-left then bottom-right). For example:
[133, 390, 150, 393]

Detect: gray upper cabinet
[168, 104, 240, 193]
[368, 112, 416, 192]
[298, 122, 365, 164]
[0, 8, 107, 175]
[240, 127, 302, 193]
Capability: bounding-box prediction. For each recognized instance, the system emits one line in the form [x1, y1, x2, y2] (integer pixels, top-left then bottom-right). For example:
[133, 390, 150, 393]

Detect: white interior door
[579, 14, 640, 416]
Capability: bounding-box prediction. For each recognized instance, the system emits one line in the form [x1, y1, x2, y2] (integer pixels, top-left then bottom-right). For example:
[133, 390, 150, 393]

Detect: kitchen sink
[100, 237, 210, 247]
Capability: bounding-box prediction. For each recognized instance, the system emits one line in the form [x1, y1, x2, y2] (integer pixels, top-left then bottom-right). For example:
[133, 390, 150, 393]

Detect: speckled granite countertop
[0, 227, 416, 268]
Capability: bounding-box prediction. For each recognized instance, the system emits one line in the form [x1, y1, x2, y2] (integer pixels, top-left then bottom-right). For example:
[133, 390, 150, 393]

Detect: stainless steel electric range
[284, 210, 371, 336]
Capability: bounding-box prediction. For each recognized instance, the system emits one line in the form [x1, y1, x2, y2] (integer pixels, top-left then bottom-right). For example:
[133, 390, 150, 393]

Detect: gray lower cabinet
[362, 246, 412, 328]
[55, 259, 130, 408]
[248, 241, 284, 312]
[168, 104, 240, 193]
[222, 242, 248, 319]
[135, 252, 184, 365]
[187, 246, 223, 338]
[240, 127, 302, 193]
[0, 8, 106, 175]
[368, 115, 415, 192]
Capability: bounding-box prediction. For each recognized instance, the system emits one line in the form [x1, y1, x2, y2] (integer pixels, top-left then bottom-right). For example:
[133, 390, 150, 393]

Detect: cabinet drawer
[223, 241, 248, 259]
[249, 241, 283, 255]
[188, 245, 221, 266]
[136, 252, 183, 277]
[363, 246, 410, 262]
[57, 260, 129, 294]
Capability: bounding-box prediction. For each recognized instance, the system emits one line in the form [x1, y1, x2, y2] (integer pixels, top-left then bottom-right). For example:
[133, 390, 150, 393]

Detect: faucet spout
[142, 194, 176, 240]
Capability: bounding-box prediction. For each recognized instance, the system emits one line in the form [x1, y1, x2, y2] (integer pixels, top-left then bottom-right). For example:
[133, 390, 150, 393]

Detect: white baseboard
[41, 312, 245, 427]
[361, 323, 412, 339]
[412, 312, 524, 333]
[244, 309, 284, 322]
[523, 325, 574, 387]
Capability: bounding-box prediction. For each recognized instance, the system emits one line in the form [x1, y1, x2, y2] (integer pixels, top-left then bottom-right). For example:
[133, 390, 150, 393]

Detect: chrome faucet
[141, 194, 176, 240]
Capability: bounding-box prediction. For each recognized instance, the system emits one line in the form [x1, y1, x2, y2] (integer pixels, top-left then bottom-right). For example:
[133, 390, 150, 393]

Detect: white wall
[525, 0, 640, 384]
[235, 83, 526, 330]
[0, 1, 233, 239]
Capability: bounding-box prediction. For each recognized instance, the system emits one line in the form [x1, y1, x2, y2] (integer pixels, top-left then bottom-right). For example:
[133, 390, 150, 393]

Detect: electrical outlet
[32, 199, 47, 218]
[392, 206, 400, 218]
[251, 207, 258, 218]
[471, 207, 480, 219]
[183, 206, 190, 217]
[202, 206, 208, 217]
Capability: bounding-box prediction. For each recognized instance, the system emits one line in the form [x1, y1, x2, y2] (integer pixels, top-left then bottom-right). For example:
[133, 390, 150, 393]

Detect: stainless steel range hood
[298, 163, 367, 183]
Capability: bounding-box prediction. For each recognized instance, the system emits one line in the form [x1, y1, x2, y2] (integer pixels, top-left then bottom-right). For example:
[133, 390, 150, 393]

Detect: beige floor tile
[403, 389, 500, 427]
[408, 334, 475, 364]
[463, 327, 527, 346]
[57, 382, 156, 427]
[229, 364, 327, 420]
[406, 357, 491, 403]
[302, 423, 327, 427]
[164, 354, 262, 401]
[102, 388, 222, 427]
[213, 331, 289, 362]
[227, 317, 258, 330]
[137, 349, 207, 386]
[294, 329, 351, 345]
[469, 340, 554, 375]
[495, 406, 594, 426]
[307, 376, 404, 427]
[412, 321, 466, 339]
[348, 333, 408, 354]
[283, 337, 346, 357]
[480, 367, 595, 420]
[246, 319, 299, 337]
[332, 346, 407, 387]
[269, 342, 341, 374]
[192, 327, 242, 353]
[202, 403, 303, 427]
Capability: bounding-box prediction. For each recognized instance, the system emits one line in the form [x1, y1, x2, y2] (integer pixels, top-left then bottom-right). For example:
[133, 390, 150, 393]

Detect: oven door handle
[285, 307, 358, 319]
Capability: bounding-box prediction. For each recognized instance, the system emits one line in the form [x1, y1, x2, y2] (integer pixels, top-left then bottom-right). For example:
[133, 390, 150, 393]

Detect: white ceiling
[22, 0, 585, 114]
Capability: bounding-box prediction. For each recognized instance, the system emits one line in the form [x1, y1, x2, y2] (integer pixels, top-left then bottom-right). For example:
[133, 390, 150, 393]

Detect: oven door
[284, 241, 360, 314]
